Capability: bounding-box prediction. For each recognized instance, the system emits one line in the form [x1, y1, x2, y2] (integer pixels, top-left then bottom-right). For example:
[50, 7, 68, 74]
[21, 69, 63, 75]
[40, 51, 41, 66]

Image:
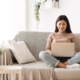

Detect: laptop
[51, 43, 75, 57]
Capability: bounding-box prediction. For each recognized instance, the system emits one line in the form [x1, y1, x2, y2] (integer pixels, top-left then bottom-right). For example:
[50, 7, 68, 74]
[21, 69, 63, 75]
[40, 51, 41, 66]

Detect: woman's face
[56, 20, 67, 32]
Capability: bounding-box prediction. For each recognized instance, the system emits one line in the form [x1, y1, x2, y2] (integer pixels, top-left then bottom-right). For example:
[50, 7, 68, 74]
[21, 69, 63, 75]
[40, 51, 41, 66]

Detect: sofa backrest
[13, 31, 80, 61]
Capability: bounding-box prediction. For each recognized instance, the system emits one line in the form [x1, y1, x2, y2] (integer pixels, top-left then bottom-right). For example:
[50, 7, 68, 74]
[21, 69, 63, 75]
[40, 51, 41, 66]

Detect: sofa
[1, 31, 80, 80]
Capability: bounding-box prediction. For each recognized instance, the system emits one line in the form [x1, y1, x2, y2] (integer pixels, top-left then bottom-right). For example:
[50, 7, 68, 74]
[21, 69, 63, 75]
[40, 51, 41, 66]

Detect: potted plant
[34, 0, 55, 29]
[34, 2, 42, 29]
[0, 48, 2, 55]
[0, 40, 6, 55]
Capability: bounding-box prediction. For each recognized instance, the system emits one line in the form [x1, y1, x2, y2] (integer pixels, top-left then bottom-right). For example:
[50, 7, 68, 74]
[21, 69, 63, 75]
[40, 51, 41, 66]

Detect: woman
[39, 15, 80, 68]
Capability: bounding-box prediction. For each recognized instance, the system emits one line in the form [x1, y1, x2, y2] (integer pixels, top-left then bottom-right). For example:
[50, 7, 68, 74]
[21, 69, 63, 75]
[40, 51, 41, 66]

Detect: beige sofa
[1, 31, 80, 80]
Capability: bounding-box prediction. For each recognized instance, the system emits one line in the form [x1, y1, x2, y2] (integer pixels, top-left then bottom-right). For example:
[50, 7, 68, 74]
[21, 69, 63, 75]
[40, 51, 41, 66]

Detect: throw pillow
[8, 40, 37, 64]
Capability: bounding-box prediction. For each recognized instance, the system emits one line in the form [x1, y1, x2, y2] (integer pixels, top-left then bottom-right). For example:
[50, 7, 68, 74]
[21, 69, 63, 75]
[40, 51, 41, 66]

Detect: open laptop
[51, 43, 75, 57]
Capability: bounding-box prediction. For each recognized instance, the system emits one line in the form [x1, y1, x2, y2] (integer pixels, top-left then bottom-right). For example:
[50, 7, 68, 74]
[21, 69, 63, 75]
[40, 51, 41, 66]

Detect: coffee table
[0, 66, 22, 80]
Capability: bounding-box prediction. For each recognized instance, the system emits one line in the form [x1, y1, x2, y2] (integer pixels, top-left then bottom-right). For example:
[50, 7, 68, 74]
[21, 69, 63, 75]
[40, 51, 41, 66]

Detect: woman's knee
[74, 52, 80, 57]
[39, 51, 48, 59]
[77, 52, 80, 55]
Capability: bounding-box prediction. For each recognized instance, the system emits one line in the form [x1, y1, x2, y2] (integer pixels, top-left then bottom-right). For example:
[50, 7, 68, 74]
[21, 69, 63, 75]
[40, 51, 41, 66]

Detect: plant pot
[38, 5, 40, 9]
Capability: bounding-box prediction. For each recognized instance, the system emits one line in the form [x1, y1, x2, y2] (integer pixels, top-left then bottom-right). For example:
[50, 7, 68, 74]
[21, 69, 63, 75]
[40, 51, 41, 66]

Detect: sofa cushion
[10, 61, 54, 80]
[8, 61, 80, 80]
[54, 68, 80, 80]
[8, 40, 37, 64]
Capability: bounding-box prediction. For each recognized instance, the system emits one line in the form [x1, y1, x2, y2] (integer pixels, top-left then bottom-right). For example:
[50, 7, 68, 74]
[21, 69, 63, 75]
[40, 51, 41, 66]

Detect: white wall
[28, 0, 80, 33]
[25, 0, 29, 30]
[0, 0, 25, 41]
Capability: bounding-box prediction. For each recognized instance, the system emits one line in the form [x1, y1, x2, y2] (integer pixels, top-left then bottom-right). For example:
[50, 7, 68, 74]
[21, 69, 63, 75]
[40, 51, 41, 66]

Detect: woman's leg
[63, 52, 80, 65]
[39, 51, 66, 68]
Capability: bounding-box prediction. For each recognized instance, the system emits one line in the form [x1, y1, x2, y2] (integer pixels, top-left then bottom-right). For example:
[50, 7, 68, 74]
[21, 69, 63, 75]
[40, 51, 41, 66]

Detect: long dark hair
[55, 15, 72, 33]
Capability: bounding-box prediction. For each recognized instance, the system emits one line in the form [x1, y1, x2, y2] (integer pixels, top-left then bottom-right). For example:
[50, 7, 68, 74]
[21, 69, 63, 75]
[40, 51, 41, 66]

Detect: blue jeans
[39, 51, 80, 67]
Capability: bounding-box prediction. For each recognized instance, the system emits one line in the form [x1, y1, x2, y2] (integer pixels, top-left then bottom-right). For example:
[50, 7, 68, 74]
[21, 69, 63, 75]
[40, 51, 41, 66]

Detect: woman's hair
[55, 15, 72, 33]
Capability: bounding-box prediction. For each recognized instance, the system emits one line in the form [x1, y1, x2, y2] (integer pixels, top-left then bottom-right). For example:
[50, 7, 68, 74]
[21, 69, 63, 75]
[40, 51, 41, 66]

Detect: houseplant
[0, 45, 4, 55]
[34, 1, 42, 29]
[0, 48, 2, 55]
[34, 0, 54, 29]
[0, 40, 7, 55]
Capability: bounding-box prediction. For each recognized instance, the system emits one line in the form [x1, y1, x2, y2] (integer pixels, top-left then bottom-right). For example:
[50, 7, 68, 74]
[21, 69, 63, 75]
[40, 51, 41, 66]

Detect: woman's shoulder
[48, 32, 55, 38]
[69, 33, 75, 36]
[48, 32, 75, 36]
[49, 32, 55, 36]
[69, 33, 76, 38]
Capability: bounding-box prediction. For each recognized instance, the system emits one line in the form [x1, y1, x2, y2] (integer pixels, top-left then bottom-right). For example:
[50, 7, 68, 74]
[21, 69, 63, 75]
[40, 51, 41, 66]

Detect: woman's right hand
[46, 50, 51, 55]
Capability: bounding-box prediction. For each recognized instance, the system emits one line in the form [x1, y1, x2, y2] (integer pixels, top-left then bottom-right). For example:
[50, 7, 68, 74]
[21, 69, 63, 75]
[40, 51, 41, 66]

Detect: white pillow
[8, 40, 37, 64]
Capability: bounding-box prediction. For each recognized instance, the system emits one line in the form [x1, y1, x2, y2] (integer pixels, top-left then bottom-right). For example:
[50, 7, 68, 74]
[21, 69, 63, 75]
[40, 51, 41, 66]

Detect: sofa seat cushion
[54, 68, 80, 80]
[11, 61, 54, 80]
[10, 61, 80, 80]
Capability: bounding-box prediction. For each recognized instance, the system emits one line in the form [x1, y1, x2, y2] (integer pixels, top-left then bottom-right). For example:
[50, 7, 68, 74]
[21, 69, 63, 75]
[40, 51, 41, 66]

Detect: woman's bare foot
[63, 61, 70, 65]
[57, 62, 67, 68]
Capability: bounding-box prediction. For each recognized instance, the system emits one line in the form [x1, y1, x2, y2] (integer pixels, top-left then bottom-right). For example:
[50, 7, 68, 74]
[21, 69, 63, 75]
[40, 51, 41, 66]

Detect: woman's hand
[46, 50, 51, 55]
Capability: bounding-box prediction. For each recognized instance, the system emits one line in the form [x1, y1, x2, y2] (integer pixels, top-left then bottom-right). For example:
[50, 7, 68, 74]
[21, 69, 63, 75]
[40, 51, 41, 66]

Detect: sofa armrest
[0, 48, 13, 65]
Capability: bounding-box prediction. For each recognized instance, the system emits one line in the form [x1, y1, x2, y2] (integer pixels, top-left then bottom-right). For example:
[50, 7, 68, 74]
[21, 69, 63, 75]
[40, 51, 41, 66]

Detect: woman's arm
[71, 33, 78, 54]
[45, 33, 53, 55]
